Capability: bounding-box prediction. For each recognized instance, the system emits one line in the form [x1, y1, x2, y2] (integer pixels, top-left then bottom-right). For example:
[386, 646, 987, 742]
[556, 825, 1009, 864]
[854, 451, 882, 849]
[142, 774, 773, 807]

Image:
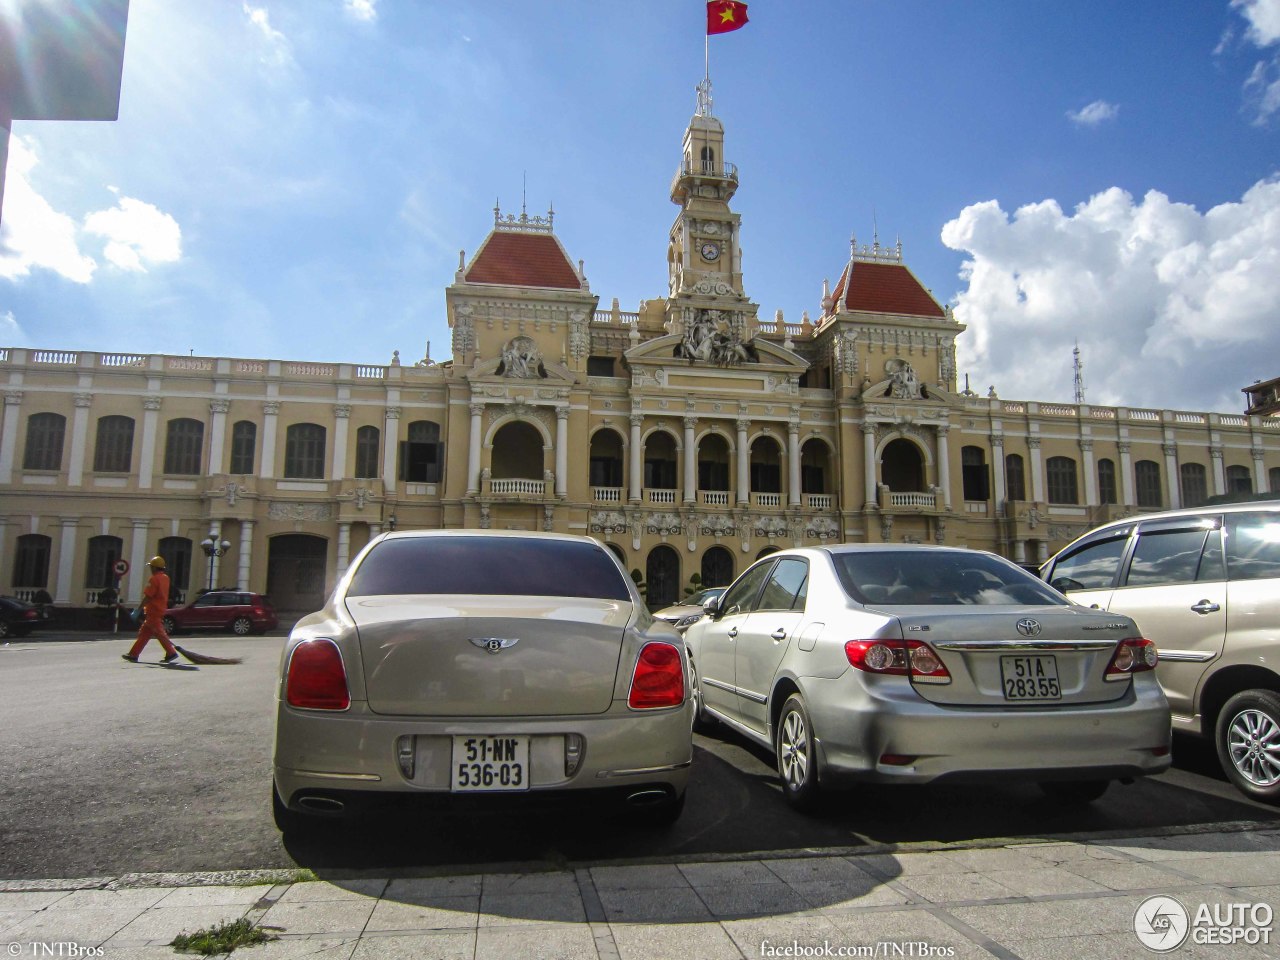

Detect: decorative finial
[696, 76, 714, 117]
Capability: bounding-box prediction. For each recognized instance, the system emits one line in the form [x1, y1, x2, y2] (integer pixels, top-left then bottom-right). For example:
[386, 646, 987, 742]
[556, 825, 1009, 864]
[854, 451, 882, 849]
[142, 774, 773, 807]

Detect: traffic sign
[113, 558, 130, 576]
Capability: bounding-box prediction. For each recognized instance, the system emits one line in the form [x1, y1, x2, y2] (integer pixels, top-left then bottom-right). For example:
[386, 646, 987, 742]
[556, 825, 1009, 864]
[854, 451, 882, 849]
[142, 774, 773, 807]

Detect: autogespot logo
[1135, 895, 1190, 952]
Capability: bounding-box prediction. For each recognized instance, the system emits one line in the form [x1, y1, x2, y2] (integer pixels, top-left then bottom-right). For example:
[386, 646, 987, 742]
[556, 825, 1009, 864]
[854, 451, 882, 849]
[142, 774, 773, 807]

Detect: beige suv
[1041, 503, 1280, 803]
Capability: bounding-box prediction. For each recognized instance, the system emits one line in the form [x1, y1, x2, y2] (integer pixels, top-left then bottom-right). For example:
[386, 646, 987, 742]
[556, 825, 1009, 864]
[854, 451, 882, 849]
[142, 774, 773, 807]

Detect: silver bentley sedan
[683, 544, 1172, 810]
[272, 530, 692, 832]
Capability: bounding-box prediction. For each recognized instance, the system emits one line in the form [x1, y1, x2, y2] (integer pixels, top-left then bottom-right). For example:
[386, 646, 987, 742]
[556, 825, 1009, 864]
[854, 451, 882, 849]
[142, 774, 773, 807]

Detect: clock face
[700, 241, 721, 262]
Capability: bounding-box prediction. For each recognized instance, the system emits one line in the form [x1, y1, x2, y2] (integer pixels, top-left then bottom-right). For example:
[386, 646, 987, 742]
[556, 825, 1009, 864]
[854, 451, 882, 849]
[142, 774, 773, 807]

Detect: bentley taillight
[286, 638, 350, 710]
[628, 641, 685, 708]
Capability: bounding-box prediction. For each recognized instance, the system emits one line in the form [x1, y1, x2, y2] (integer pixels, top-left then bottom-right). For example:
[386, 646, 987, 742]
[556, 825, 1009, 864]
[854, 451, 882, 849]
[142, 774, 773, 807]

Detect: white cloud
[243, 3, 293, 68]
[84, 195, 183, 272]
[1067, 100, 1119, 127]
[0, 138, 97, 284]
[941, 177, 1280, 413]
[1234, 0, 1280, 46]
[344, 0, 377, 23]
[0, 311, 27, 345]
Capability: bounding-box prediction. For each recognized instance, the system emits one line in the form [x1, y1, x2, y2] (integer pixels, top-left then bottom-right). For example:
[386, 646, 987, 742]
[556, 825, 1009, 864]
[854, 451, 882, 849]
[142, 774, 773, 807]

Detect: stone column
[1118, 441, 1135, 506]
[629, 412, 643, 502]
[862, 423, 877, 509]
[1209, 446, 1226, 497]
[1251, 446, 1267, 493]
[55, 518, 79, 605]
[935, 425, 952, 510]
[1012, 539, 1027, 564]
[382, 406, 400, 495]
[683, 416, 697, 503]
[138, 396, 161, 489]
[1080, 439, 1097, 506]
[555, 406, 569, 498]
[735, 418, 750, 505]
[331, 404, 351, 481]
[1028, 437, 1045, 503]
[467, 403, 484, 495]
[787, 420, 801, 507]
[127, 519, 150, 603]
[207, 398, 230, 476]
[336, 521, 351, 580]
[67, 393, 91, 487]
[1162, 442, 1181, 509]
[260, 401, 280, 480]
[237, 520, 254, 591]
[0, 391, 22, 483]
[990, 434, 1007, 508]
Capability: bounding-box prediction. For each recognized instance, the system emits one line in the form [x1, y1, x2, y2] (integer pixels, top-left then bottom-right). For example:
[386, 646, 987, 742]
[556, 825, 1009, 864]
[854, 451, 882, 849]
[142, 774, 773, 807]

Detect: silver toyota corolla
[683, 544, 1172, 810]
[272, 530, 692, 832]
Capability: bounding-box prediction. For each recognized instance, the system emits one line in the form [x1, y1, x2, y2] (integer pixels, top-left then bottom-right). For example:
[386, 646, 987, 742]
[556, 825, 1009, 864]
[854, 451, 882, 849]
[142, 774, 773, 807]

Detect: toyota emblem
[1015, 618, 1042, 637]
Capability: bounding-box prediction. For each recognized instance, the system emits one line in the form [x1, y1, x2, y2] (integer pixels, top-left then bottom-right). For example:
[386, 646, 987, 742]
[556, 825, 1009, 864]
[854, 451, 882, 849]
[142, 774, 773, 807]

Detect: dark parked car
[0, 596, 46, 639]
[163, 591, 278, 636]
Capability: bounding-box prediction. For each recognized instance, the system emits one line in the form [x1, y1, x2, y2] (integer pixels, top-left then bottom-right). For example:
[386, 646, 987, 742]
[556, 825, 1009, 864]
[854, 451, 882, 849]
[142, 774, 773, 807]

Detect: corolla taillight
[628, 641, 685, 709]
[844, 639, 952, 684]
[1105, 638, 1158, 680]
[286, 638, 350, 710]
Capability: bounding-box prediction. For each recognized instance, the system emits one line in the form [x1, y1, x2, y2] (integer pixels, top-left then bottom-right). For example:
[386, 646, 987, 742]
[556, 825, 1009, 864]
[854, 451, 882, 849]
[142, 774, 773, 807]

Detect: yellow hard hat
[148, 555, 166, 569]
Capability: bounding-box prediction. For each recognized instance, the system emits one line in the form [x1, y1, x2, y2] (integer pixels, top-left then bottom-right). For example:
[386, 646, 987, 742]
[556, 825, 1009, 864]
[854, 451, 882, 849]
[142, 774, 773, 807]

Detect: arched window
[354, 425, 380, 479]
[163, 418, 204, 475]
[589, 429, 624, 490]
[284, 423, 326, 479]
[1046, 456, 1078, 504]
[961, 446, 989, 501]
[85, 535, 123, 591]
[1181, 463, 1208, 507]
[400, 420, 443, 483]
[23, 413, 65, 471]
[230, 421, 257, 475]
[158, 537, 193, 600]
[93, 416, 134, 473]
[1135, 460, 1161, 508]
[1271, 466, 1280, 494]
[699, 145, 716, 173]
[701, 546, 734, 587]
[13, 534, 51, 588]
[1226, 465, 1253, 496]
[643, 431, 678, 490]
[1097, 458, 1117, 505]
[1005, 454, 1025, 502]
[882, 438, 924, 492]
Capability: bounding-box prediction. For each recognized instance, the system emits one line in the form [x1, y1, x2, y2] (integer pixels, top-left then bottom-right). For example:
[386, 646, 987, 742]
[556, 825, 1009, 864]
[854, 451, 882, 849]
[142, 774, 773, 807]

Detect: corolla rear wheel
[1216, 690, 1280, 804]
[776, 694, 821, 812]
[1038, 780, 1109, 804]
[162, 616, 177, 635]
[232, 616, 253, 636]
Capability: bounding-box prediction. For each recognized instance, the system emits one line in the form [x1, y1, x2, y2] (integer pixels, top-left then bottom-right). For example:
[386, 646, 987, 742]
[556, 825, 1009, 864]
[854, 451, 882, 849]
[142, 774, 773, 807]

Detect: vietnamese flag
[707, 0, 748, 35]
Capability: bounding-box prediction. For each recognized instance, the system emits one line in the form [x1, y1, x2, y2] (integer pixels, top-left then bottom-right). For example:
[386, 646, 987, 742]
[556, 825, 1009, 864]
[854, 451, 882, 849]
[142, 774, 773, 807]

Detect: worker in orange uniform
[123, 556, 180, 664]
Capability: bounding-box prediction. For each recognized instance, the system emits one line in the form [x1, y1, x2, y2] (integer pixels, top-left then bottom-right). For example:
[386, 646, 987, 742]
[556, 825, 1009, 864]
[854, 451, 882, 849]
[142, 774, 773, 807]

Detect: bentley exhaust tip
[626, 789, 671, 807]
[297, 795, 345, 814]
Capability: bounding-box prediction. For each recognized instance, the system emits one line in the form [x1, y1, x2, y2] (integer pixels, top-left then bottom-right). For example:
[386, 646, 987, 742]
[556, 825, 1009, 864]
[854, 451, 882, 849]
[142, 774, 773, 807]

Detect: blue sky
[2, 0, 1279, 414]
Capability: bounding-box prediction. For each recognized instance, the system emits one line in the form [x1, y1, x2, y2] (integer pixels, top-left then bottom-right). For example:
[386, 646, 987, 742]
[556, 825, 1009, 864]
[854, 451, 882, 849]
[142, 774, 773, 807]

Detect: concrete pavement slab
[596, 885, 714, 922]
[362, 895, 478, 932]
[474, 922, 599, 959]
[349, 931, 472, 959]
[257, 898, 377, 936]
[609, 920, 743, 960]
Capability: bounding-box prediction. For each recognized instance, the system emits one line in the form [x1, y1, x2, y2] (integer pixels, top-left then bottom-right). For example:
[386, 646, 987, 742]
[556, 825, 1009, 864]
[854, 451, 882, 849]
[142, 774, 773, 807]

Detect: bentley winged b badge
[470, 637, 520, 655]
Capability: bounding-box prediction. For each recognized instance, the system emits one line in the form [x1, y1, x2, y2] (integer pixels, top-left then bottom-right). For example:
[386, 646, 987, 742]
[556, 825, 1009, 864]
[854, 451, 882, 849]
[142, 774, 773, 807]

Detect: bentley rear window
[346, 536, 632, 600]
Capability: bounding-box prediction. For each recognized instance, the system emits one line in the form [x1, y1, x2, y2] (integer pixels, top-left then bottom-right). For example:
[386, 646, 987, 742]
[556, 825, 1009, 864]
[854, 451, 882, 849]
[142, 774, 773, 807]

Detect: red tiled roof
[830, 261, 945, 318]
[464, 232, 583, 289]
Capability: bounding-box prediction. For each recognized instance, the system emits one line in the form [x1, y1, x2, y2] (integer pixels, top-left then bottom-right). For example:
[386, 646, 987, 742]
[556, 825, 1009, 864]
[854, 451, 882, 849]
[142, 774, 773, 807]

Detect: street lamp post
[200, 534, 231, 593]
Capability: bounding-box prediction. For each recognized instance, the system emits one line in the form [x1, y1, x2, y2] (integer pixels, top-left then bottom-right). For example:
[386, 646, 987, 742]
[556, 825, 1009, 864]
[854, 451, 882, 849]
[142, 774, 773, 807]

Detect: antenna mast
[1072, 342, 1086, 404]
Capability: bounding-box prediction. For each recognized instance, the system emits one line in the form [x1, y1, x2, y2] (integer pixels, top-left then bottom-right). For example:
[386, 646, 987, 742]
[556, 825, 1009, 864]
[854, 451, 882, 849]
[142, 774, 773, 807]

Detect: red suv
[163, 591, 278, 636]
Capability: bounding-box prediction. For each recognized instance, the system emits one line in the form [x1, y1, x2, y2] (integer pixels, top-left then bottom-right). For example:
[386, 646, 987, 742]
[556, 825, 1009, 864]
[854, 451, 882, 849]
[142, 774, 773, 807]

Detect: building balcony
[699, 490, 731, 507]
[592, 486, 624, 503]
[879, 486, 940, 512]
[483, 477, 550, 499]
[804, 494, 833, 510]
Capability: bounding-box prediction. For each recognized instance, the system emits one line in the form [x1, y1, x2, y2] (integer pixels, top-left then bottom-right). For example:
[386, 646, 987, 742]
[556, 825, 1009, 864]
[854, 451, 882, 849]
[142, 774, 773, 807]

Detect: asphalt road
[1, 635, 1276, 881]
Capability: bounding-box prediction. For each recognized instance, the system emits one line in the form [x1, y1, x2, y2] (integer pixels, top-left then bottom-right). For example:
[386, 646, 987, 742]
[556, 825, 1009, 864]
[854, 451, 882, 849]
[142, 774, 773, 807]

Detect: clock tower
[665, 78, 759, 352]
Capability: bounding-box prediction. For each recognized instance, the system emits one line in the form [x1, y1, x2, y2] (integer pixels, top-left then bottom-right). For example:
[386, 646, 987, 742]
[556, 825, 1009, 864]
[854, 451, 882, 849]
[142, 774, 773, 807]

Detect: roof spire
[521, 172, 527, 219]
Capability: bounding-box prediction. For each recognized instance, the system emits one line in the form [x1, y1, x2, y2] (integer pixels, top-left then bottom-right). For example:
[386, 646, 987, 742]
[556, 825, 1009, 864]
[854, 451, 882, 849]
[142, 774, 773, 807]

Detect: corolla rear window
[833, 551, 1066, 606]
[346, 536, 632, 600]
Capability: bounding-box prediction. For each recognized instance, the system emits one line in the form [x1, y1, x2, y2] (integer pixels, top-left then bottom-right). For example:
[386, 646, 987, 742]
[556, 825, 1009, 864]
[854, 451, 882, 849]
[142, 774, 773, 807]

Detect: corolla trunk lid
[889, 606, 1136, 706]
[346, 595, 633, 716]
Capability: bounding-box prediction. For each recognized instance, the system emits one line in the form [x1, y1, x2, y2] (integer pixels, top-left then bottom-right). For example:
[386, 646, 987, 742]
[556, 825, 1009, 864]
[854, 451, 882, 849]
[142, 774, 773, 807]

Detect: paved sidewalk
[1, 825, 1278, 959]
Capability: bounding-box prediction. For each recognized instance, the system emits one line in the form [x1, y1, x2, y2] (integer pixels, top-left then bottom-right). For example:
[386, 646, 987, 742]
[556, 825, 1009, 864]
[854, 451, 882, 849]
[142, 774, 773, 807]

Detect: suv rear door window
[1125, 528, 1212, 587]
[346, 537, 631, 600]
[1226, 513, 1280, 581]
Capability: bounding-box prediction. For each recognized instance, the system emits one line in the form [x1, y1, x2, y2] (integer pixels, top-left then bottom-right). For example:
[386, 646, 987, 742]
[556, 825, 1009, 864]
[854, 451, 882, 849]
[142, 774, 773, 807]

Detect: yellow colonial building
[3, 93, 1278, 613]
